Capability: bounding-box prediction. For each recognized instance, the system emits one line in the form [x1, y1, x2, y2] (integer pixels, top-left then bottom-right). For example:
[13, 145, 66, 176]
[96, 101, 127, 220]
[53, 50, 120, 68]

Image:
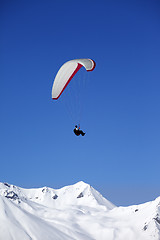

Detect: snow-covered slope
[0, 181, 160, 240]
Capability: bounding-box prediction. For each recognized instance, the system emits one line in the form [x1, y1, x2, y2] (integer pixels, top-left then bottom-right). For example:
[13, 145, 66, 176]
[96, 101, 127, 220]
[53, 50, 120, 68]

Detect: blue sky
[1, 0, 160, 206]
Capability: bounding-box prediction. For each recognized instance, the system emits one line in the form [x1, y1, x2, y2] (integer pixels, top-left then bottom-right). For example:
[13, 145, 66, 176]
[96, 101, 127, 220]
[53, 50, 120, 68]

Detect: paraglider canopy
[52, 59, 95, 100]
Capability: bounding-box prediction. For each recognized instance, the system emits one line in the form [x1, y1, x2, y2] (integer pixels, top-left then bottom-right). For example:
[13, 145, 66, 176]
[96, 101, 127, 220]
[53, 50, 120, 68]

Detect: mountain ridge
[0, 181, 160, 240]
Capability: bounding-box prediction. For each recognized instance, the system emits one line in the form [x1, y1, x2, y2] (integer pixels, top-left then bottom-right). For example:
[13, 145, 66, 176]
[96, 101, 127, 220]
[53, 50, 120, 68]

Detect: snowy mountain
[0, 181, 160, 240]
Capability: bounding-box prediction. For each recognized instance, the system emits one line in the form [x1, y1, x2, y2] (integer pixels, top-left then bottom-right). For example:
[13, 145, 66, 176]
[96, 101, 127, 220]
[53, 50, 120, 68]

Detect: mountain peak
[0, 181, 115, 210]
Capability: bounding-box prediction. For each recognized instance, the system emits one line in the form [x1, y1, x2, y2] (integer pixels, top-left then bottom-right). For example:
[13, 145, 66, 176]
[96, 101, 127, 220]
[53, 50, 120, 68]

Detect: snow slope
[0, 181, 160, 240]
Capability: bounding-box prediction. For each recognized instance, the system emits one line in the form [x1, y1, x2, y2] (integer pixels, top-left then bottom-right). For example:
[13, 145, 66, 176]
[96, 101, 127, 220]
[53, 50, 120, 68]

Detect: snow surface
[0, 181, 160, 240]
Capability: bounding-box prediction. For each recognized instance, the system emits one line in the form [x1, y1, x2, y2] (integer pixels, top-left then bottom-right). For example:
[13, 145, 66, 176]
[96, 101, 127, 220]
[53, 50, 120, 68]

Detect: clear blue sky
[1, 0, 160, 206]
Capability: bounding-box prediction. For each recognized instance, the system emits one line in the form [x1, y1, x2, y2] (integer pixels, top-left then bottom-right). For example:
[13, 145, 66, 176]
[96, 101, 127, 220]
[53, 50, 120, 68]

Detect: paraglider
[52, 59, 96, 135]
[73, 125, 85, 136]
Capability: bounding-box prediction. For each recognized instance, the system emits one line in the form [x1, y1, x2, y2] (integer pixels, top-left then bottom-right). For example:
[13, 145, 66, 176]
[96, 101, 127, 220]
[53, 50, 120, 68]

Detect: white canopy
[52, 59, 95, 99]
